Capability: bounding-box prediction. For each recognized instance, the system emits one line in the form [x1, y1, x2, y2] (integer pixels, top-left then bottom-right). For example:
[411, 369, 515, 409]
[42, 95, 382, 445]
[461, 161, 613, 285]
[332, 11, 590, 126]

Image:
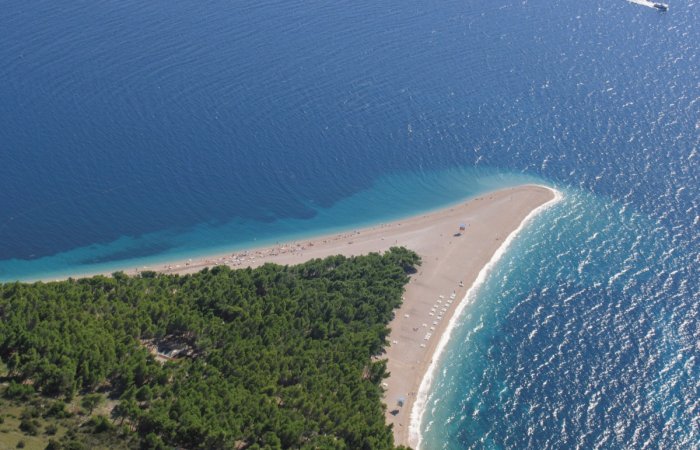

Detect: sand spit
[48, 184, 557, 448]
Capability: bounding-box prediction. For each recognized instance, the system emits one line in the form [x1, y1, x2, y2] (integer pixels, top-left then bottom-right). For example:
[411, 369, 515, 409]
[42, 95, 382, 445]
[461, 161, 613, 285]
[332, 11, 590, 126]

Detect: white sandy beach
[73, 184, 557, 448]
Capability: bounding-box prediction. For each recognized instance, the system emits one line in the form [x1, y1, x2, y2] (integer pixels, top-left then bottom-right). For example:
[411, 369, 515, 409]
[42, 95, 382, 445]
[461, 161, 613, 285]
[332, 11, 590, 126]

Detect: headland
[150, 184, 558, 448]
[36, 184, 558, 448]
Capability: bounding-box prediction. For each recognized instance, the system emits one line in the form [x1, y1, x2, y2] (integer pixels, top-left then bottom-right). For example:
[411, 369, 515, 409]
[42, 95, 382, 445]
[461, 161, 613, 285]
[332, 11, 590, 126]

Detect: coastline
[377, 184, 559, 448]
[146, 184, 558, 448]
[16, 184, 558, 448]
[2, 168, 540, 285]
[405, 187, 562, 449]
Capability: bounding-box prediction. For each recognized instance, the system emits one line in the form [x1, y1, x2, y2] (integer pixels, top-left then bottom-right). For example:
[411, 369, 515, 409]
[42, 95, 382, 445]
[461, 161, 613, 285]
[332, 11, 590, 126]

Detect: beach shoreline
[137, 184, 557, 448]
[25, 184, 558, 448]
[405, 187, 562, 449]
[373, 184, 558, 448]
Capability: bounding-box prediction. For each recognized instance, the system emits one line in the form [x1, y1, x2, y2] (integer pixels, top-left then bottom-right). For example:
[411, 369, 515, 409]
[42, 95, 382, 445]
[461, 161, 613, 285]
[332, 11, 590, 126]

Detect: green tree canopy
[0, 248, 420, 449]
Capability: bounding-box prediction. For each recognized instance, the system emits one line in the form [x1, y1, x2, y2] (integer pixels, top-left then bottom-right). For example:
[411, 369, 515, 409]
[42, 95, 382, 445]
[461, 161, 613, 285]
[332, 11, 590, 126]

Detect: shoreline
[9, 184, 558, 448]
[378, 184, 559, 448]
[406, 188, 562, 449]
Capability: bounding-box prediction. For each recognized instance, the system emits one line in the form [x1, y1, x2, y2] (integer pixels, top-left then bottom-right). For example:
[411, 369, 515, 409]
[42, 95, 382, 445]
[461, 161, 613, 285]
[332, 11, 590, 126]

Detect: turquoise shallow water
[0, 167, 540, 282]
[1, 0, 698, 447]
[420, 188, 698, 449]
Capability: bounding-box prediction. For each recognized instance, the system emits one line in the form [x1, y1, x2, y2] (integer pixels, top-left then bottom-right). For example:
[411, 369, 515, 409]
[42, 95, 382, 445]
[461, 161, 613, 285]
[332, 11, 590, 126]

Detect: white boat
[627, 0, 669, 11]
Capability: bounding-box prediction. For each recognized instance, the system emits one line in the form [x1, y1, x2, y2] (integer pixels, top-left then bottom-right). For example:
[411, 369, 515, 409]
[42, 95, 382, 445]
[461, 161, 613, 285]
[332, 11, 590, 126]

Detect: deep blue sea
[1, 0, 698, 447]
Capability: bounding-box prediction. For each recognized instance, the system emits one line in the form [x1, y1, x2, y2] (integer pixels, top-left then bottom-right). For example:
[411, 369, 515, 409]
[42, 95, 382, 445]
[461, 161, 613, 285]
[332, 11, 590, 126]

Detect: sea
[1, 0, 698, 448]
